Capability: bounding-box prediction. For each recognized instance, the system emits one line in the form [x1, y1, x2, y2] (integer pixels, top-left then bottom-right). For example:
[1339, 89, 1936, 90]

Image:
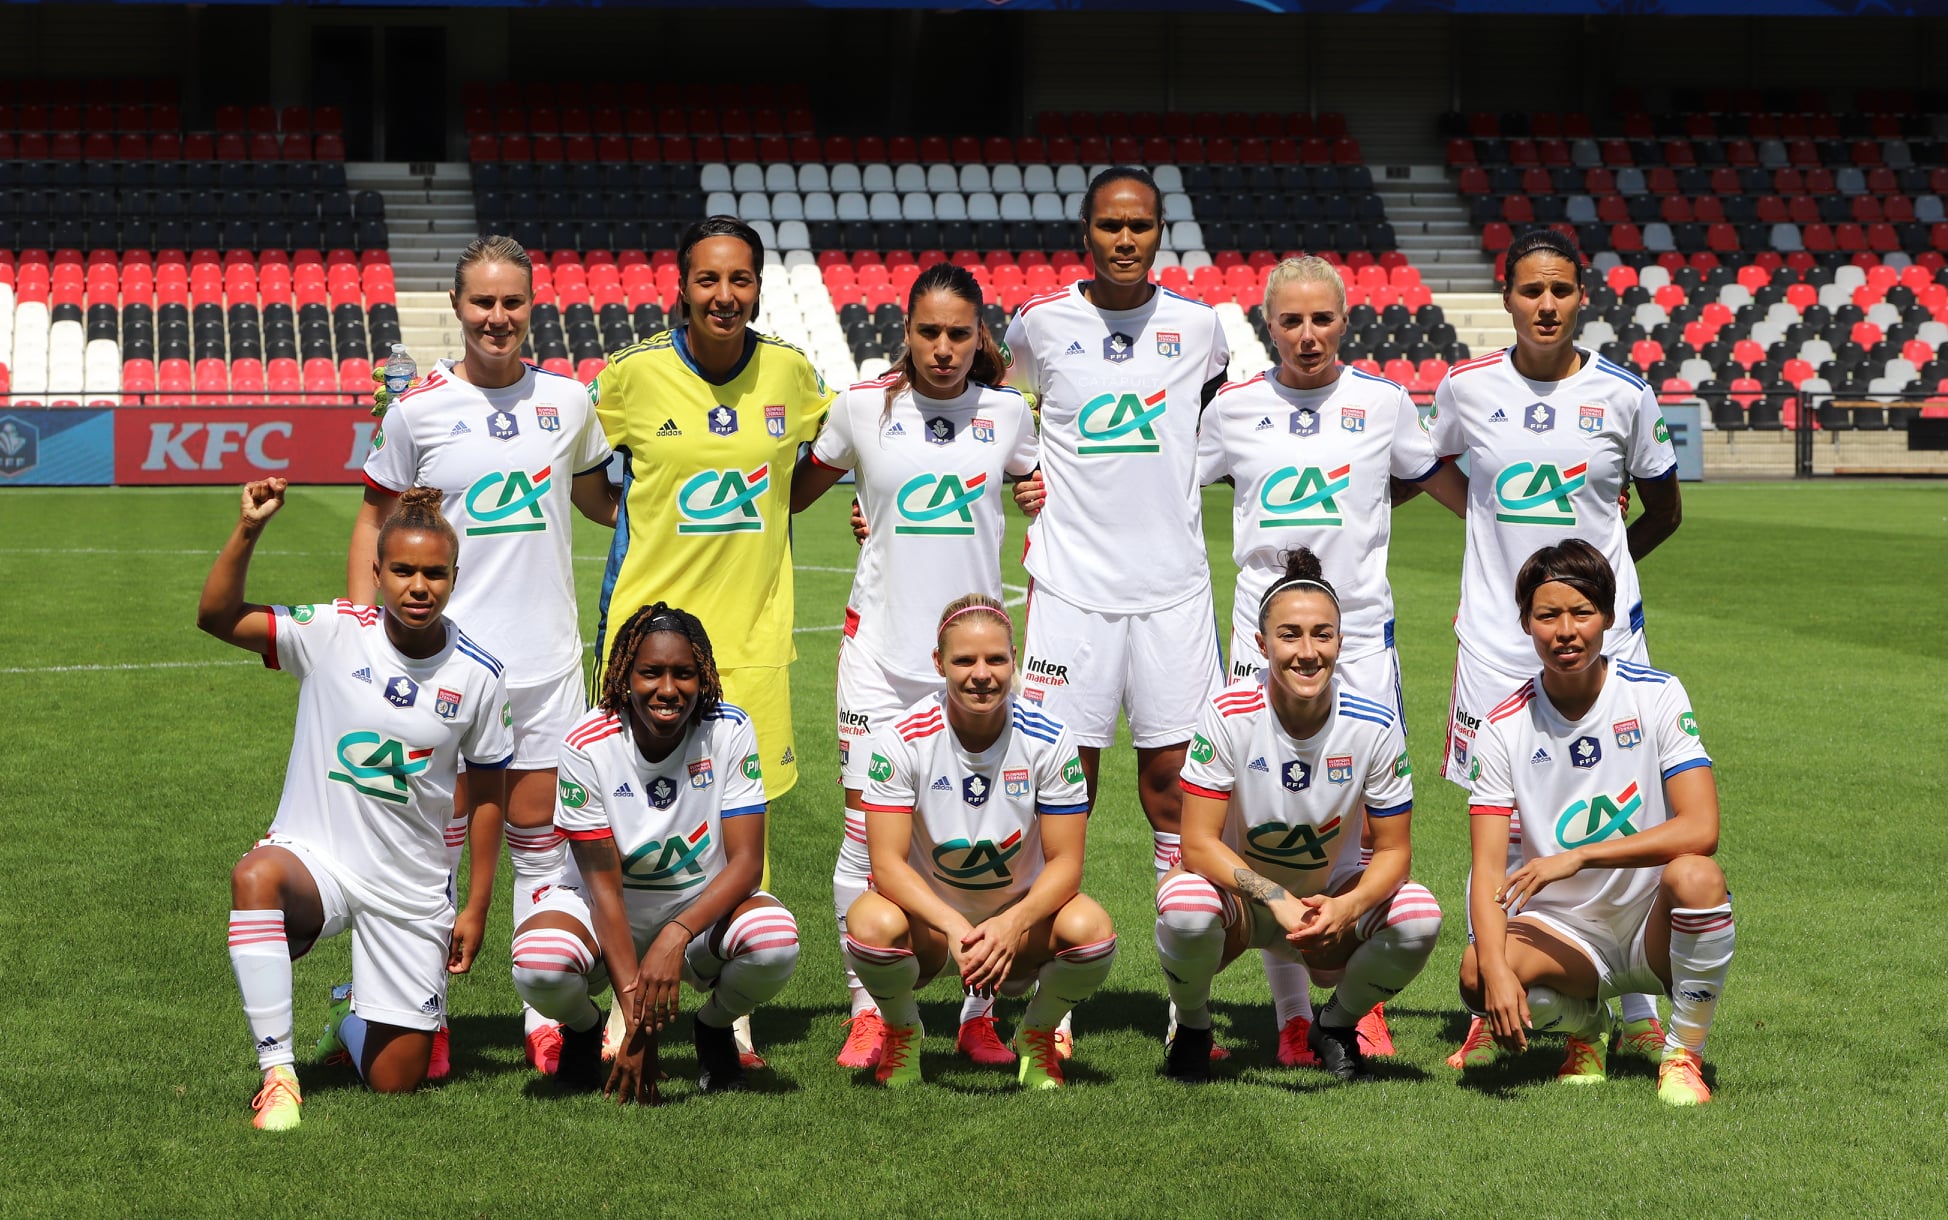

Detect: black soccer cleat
[1164, 1024, 1215, 1083]
[556, 1014, 605, 1092]
[693, 1017, 751, 1093]
[1308, 1019, 1374, 1083]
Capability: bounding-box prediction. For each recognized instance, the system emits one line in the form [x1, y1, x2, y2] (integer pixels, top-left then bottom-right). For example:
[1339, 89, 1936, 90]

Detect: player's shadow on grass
[1442, 1006, 1677, 1099]
[1073, 987, 1280, 1063]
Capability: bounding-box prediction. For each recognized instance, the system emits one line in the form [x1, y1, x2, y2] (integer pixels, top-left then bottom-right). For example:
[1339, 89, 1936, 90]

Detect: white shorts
[1515, 895, 1662, 1000]
[529, 881, 781, 993]
[509, 667, 589, 770]
[1442, 633, 1649, 790]
[259, 836, 453, 1032]
[1021, 582, 1223, 749]
[835, 639, 940, 790]
[1228, 622, 1405, 726]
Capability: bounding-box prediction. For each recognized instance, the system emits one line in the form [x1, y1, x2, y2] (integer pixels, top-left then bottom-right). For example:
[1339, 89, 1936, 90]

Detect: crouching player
[1459, 540, 1733, 1105]
[1156, 549, 1442, 1083]
[842, 596, 1117, 1089]
[510, 604, 799, 1101]
[204, 481, 513, 1131]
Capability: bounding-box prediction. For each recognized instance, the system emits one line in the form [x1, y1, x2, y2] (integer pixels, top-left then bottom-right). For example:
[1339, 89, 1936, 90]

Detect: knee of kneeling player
[1154, 885, 1226, 939]
[1660, 854, 1728, 907]
[1054, 896, 1114, 946]
[843, 895, 907, 947]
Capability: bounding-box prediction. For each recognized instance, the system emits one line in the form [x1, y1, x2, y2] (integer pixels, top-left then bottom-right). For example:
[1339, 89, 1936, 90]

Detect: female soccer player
[841, 596, 1117, 1090]
[1431, 227, 1681, 1064]
[1197, 256, 1465, 1064]
[349, 235, 618, 1076]
[1155, 549, 1442, 1083]
[1005, 167, 1230, 890]
[508, 603, 798, 1101]
[791, 263, 1038, 1070]
[1457, 541, 1734, 1106]
[206, 480, 512, 1131]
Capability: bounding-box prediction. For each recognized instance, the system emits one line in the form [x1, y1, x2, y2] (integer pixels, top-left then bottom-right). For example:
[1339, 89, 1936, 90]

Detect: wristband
[668, 919, 696, 941]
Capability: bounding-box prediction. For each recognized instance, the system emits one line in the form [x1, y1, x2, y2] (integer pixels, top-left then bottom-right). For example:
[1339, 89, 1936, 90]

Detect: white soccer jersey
[810, 376, 1038, 683]
[1179, 676, 1414, 898]
[1199, 365, 1442, 661]
[552, 703, 767, 935]
[859, 693, 1090, 921]
[1468, 660, 1711, 932]
[1428, 347, 1677, 676]
[265, 600, 514, 920]
[1005, 282, 1230, 614]
[362, 360, 614, 684]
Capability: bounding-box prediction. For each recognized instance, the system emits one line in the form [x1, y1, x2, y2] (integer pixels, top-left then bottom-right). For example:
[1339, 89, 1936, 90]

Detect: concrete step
[387, 198, 479, 217]
[378, 216, 484, 236]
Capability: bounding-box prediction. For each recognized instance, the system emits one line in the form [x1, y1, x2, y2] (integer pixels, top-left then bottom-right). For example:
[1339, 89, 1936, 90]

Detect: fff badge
[1281, 760, 1313, 793]
[535, 405, 561, 433]
[487, 409, 519, 440]
[1103, 332, 1135, 363]
[648, 776, 679, 809]
[709, 405, 738, 436]
[765, 404, 786, 439]
[1571, 735, 1603, 769]
[962, 773, 992, 807]
[1524, 402, 1555, 434]
[924, 417, 955, 445]
[384, 675, 419, 708]
[1290, 407, 1321, 437]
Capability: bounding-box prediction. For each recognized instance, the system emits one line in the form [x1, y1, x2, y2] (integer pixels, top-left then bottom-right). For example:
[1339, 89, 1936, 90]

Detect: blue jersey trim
[1345, 366, 1405, 392]
[1339, 709, 1394, 728]
[1036, 803, 1090, 816]
[1366, 800, 1412, 818]
[1614, 658, 1669, 683]
[1406, 457, 1443, 483]
[453, 632, 504, 677]
[1592, 356, 1649, 390]
[1638, 461, 1678, 483]
[671, 326, 758, 386]
[467, 753, 514, 772]
[721, 803, 768, 819]
[1661, 757, 1712, 781]
[704, 703, 751, 724]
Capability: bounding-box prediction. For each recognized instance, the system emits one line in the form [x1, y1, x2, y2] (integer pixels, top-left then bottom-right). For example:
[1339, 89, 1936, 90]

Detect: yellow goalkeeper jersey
[591, 327, 835, 677]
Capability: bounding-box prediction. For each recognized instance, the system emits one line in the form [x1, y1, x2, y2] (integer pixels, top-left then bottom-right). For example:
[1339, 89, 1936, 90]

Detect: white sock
[1152, 832, 1182, 881]
[692, 907, 801, 1028]
[507, 826, 569, 1033]
[960, 987, 996, 1024]
[833, 813, 875, 1017]
[510, 927, 600, 1032]
[842, 935, 922, 1029]
[1317, 883, 1443, 1028]
[1020, 936, 1117, 1033]
[1263, 953, 1314, 1026]
[1619, 992, 1659, 1023]
[1154, 874, 1227, 1030]
[339, 1010, 371, 1078]
[1525, 985, 1605, 1041]
[229, 909, 295, 1070]
[1665, 902, 1735, 1053]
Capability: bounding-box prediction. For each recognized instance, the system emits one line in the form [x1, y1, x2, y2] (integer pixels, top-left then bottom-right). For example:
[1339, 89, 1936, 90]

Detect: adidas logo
[614, 782, 635, 798]
[420, 995, 441, 1016]
[1488, 408, 1508, 423]
[656, 418, 682, 437]
[884, 422, 905, 436]
[1530, 748, 1551, 765]
[1254, 416, 1273, 431]
[1065, 341, 1085, 355]
[782, 747, 794, 764]
[449, 420, 471, 435]
[931, 776, 953, 791]
[256, 1035, 280, 1050]
[351, 667, 372, 683]
[1248, 756, 1269, 772]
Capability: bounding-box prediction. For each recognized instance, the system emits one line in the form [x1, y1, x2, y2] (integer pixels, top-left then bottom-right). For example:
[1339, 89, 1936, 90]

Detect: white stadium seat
[699, 163, 733, 192]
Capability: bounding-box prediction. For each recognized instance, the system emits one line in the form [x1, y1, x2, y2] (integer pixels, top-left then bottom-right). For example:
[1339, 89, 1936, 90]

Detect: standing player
[1156, 549, 1442, 1083]
[791, 263, 1038, 1070]
[591, 216, 834, 1064]
[1458, 541, 1734, 1105]
[205, 480, 512, 1131]
[841, 596, 1117, 1090]
[350, 235, 617, 1076]
[509, 604, 798, 1100]
[1006, 166, 1228, 910]
[1197, 256, 1465, 1063]
[1431, 228, 1682, 1064]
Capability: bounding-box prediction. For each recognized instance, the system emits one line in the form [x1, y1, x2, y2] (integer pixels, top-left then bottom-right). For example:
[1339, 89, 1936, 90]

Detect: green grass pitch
[0, 481, 1943, 1217]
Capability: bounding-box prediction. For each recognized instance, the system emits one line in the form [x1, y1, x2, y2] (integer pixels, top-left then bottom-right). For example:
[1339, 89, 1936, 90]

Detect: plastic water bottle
[384, 343, 417, 397]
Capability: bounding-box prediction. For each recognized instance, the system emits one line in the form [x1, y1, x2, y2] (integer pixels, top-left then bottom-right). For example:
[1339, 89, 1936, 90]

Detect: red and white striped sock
[1666, 902, 1735, 1054]
[1319, 882, 1444, 1029]
[1155, 873, 1229, 1029]
[1021, 936, 1118, 1033]
[1152, 832, 1183, 880]
[507, 825, 568, 1033]
[842, 934, 922, 1028]
[832, 814, 875, 1017]
[510, 927, 599, 1033]
[695, 907, 801, 1027]
[228, 909, 294, 1070]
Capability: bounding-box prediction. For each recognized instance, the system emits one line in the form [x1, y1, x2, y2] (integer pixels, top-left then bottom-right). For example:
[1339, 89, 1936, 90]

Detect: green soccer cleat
[1657, 1047, 1712, 1106]
[874, 1021, 924, 1088]
[1557, 1007, 1612, 1085]
[315, 983, 354, 1064]
[1617, 1016, 1666, 1058]
[1013, 1026, 1067, 1090]
[1447, 1015, 1500, 1069]
[250, 1065, 303, 1132]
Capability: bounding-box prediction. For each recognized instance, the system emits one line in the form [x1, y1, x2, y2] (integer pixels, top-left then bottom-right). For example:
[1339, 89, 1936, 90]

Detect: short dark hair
[1502, 228, 1586, 291]
[1256, 546, 1339, 631]
[884, 262, 1008, 414]
[1514, 539, 1616, 623]
[677, 215, 765, 281]
[598, 602, 723, 733]
[1080, 165, 1165, 225]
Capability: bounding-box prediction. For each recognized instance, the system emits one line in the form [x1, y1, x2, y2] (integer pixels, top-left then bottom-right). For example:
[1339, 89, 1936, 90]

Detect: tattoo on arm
[1233, 867, 1287, 905]
[572, 837, 619, 873]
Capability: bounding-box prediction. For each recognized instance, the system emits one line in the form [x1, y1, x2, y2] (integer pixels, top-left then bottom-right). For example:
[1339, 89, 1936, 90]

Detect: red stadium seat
[1629, 339, 1665, 370]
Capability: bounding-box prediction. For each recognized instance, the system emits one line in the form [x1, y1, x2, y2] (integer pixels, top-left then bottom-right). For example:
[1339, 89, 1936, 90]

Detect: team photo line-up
[204, 165, 1736, 1130]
